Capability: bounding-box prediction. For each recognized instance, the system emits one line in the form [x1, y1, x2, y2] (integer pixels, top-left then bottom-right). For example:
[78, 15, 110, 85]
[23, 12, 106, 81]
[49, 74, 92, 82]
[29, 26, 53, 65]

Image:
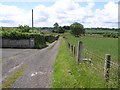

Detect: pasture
[64, 33, 118, 62]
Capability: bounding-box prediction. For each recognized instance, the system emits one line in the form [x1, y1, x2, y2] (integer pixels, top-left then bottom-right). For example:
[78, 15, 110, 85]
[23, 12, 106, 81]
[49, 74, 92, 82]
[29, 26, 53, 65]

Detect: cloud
[0, 3, 31, 26]
[84, 1, 118, 28]
[0, 0, 118, 28]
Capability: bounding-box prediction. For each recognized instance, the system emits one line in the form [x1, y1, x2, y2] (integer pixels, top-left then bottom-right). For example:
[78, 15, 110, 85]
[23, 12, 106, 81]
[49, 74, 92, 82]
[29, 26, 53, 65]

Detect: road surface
[2, 37, 61, 88]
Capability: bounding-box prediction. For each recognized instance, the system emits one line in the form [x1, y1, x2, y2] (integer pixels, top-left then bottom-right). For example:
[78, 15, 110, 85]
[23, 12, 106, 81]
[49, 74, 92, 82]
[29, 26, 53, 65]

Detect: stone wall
[1, 38, 34, 48]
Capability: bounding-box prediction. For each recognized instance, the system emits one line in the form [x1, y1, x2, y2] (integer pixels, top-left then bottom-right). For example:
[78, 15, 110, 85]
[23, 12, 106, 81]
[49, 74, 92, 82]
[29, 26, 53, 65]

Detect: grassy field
[52, 38, 118, 88]
[86, 30, 118, 34]
[64, 33, 118, 62]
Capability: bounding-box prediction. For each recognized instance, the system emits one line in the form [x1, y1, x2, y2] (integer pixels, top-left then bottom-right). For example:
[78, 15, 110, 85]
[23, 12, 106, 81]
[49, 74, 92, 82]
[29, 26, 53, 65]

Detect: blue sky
[0, 0, 119, 28]
[1, 2, 113, 11]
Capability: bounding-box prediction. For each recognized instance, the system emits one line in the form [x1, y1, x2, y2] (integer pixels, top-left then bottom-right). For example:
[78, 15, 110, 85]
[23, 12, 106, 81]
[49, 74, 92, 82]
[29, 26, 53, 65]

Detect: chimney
[32, 9, 33, 29]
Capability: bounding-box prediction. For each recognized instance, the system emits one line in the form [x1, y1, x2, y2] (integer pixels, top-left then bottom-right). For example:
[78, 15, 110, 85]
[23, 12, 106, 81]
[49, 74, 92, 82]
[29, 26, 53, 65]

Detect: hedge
[1, 31, 59, 49]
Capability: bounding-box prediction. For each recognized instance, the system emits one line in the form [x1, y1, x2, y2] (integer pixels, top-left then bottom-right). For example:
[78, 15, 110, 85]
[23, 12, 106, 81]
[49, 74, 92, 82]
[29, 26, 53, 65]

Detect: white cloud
[0, 0, 118, 28]
[0, 3, 32, 26]
[85, 1, 118, 28]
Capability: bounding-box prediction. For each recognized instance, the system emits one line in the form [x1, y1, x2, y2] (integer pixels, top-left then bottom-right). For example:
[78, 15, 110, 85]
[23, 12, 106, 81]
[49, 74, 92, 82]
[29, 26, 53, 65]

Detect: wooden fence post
[67, 42, 69, 48]
[71, 45, 73, 52]
[76, 41, 83, 64]
[73, 45, 76, 57]
[104, 54, 111, 82]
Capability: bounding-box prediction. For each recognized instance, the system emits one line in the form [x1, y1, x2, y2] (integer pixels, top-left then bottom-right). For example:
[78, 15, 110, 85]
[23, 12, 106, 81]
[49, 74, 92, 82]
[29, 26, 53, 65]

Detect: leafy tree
[53, 22, 59, 33]
[53, 22, 65, 33]
[63, 26, 70, 30]
[53, 22, 59, 28]
[18, 25, 30, 32]
[70, 22, 85, 37]
[57, 26, 65, 33]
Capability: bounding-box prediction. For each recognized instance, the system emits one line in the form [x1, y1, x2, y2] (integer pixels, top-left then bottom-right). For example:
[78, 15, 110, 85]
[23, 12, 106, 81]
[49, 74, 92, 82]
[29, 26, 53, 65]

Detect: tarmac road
[2, 37, 61, 88]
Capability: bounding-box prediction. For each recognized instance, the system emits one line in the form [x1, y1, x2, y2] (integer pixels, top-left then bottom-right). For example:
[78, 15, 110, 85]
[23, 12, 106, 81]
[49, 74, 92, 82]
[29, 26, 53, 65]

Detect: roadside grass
[2, 67, 26, 88]
[52, 38, 114, 88]
[48, 41, 57, 50]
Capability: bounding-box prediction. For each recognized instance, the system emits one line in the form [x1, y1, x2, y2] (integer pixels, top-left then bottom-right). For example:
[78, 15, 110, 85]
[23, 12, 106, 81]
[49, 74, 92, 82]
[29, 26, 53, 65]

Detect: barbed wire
[64, 39, 118, 87]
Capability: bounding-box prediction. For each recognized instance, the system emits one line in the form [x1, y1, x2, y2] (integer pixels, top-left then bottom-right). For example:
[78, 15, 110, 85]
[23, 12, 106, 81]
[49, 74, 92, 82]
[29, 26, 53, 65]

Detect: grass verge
[2, 67, 25, 88]
[48, 41, 57, 50]
[52, 38, 117, 88]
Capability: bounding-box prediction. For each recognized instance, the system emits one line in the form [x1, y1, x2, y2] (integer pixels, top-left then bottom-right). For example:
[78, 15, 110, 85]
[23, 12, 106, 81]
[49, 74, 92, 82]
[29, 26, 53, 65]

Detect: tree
[53, 22, 59, 33]
[70, 22, 85, 37]
[63, 26, 70, 30]
[18, 25, 30, 32]
[54, 22, 59, 27]
[57, 26, 65, 33]
[53, 22, 65, 33]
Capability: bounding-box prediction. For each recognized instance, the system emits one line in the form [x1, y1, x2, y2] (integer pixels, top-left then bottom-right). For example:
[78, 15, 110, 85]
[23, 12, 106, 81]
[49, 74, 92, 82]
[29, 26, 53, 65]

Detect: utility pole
[32, 9, 33, 29]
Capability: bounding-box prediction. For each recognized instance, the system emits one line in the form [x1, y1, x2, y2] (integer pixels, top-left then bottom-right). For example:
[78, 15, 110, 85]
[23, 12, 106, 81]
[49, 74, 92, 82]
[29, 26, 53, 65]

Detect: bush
[103, 33, 118, 38]
[45, 35, 59, 43]
[31, 34, 47, 49]
[2, 29, 58, 49]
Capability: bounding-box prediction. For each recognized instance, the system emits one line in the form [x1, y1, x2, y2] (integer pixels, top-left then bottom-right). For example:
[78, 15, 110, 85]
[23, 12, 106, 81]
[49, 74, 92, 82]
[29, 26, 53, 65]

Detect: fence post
[69, 43, 71, 49]
[76, 41, 83, 64]
[104, 54, 111, 82]
[67, 42, 69, 48]
[73, 45, 76, 57]
[71, 45, 73, 52]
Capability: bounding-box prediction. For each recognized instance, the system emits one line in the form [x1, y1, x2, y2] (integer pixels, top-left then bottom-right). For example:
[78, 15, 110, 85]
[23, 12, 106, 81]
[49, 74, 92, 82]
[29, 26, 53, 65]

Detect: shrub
[45, 35, 58, 43]
[103, 33, 118, 38]
[2, 29, 58, 49]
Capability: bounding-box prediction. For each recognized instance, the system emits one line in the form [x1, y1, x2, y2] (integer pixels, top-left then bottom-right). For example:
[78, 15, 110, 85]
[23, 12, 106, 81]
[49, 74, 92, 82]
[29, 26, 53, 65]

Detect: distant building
[40, 29, 52, 33]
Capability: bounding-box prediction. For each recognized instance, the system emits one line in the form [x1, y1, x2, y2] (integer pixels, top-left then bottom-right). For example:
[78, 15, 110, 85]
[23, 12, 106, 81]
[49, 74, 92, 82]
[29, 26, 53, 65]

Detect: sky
[0, 0, 119, 28]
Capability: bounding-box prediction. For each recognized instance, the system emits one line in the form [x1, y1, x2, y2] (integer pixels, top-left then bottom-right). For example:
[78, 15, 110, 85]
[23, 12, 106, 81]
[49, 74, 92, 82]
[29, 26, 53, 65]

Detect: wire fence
[64, 37, 118, 87]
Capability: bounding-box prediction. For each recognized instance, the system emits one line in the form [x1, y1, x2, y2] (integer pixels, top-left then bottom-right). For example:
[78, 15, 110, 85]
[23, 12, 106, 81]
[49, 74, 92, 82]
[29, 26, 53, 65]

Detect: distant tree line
[85, 28, 119, 31]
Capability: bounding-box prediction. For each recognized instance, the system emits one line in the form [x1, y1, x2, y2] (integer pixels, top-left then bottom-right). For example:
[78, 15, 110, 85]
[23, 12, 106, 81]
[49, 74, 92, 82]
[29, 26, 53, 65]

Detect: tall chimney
[32, 9, 33, 29]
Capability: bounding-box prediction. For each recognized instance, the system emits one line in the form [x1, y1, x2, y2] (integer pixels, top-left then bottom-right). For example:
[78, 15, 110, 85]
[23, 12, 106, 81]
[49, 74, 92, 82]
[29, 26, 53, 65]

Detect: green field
[86, 30, 118, 34]
[64, 33, 118, 85]
[64, 33, 118, 62]
[52, 38, 118, 88]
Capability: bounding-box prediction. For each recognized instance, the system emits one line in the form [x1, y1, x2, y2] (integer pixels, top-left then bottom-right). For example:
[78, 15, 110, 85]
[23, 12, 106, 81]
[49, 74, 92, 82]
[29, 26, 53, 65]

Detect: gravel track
[2, 38, 61, 88]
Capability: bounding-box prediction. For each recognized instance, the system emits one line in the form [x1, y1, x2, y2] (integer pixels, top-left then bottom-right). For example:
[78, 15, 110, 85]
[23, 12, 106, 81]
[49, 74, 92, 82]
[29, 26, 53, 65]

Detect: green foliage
[53, 23, 65, 33]
[57, 26, 65, 33]
[45, 35, 59, 42]
[2, 31, 57, 49]
[31, 34, 47, 49]
[2, 29, 30, 39]
[85, 30, 119, 39]
[103, 32, 118, 38]
[18, 25, 30, 32]
[70, 22, 85, 37]
[45, 35, 56, 43]
[62, 26, 70, 30]
[1, 26, 58, 49]
[52, 38, 110, 88]
[53, 22, 59, 27]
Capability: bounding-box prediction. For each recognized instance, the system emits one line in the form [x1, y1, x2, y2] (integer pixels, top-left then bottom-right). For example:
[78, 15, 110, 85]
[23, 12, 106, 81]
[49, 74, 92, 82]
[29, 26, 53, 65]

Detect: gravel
[2, 37, 61, 88]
